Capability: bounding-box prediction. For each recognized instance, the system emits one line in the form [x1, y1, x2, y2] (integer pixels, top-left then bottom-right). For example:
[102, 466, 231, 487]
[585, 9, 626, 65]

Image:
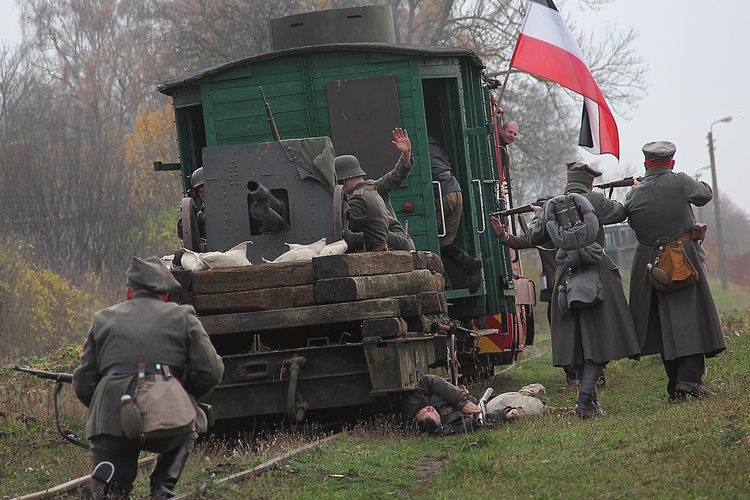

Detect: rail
[12, 432, 344, 499]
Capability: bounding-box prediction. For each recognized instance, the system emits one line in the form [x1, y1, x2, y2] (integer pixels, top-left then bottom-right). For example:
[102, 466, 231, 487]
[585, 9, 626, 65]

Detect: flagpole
[495, 67, 512, 111]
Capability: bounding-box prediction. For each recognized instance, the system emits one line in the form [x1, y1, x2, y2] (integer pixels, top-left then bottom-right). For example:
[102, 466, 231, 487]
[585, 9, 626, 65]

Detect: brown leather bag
[648, 239, 699, 292]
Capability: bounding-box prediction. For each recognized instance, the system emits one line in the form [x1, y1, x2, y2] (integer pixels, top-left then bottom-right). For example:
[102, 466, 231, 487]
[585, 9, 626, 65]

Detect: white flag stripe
[584, 97, 602, 152]
[522, 1, 587, 62]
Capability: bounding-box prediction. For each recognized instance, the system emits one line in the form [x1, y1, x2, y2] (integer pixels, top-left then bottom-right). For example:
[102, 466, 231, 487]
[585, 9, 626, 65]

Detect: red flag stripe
[584, 96, 619, 159]
[511, 34, 609, 105]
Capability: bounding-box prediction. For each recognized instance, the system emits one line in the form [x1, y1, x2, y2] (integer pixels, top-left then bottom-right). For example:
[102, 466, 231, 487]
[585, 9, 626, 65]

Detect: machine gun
[594, 176, 643, 198]
[259, 86, 281, 141]
[248, 179, 288, 233]
[13, 366, 88, 449]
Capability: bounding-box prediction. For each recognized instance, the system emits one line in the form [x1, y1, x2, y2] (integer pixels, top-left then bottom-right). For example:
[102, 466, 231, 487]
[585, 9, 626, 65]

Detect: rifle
[594, 176, 643, 198]
[259, 86, 281, 141]
[490, 201, 543, 219]
[476, 387, 494, 426]
[13, 365, 88, 449]
[13, 365, 73, 383]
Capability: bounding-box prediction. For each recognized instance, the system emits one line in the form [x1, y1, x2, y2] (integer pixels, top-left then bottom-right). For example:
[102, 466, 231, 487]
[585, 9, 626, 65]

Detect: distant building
[605, 223, 637, 270]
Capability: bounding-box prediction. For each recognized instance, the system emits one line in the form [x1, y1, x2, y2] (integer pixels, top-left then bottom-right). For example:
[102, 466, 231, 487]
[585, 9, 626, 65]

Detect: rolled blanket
[544, 194, 599, 250]
[556, 242, 604, 268]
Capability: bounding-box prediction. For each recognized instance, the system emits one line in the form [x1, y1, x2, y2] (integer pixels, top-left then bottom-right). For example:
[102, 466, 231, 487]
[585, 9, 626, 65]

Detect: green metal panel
[166, 45, 513, 318]
[201, 83, 217, 148]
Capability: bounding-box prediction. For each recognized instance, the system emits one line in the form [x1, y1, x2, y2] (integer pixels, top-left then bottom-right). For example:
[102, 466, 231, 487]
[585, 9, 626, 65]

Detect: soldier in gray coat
[527, 163, 640, 418]
[73, 256, 224, 498]
[491, 207, 581, 391]
[624, 141, 725, 401]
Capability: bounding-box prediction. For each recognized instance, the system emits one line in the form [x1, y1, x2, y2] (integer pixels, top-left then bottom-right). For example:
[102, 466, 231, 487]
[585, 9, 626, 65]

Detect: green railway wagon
[155, 6, 535, 425]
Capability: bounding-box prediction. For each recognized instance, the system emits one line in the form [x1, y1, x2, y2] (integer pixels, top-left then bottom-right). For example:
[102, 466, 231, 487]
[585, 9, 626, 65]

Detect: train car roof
[158, 43, 485, 95]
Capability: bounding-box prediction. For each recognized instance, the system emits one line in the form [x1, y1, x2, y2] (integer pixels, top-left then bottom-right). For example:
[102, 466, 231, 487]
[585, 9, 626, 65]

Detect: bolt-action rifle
[259, 86, 281, 141]
[14, 365, 73, 383]
[476, 387, 494, 426]
[490, 201, 544, 219]
[13, 365, 88, 449]
[594, 176, 643, 198]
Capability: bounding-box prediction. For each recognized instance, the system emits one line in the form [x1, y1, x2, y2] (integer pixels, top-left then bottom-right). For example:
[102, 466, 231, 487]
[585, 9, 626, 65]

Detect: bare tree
[149, 0, 305, 75]
[3, 1, 178, 279]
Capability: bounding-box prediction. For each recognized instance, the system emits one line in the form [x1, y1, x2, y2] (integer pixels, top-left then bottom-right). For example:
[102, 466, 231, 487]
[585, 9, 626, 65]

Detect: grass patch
[3, 308, 750, 498]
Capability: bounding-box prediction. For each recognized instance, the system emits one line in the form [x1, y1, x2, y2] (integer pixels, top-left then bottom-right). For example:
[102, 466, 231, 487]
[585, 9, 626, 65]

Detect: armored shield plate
[202, 139, 335, 263]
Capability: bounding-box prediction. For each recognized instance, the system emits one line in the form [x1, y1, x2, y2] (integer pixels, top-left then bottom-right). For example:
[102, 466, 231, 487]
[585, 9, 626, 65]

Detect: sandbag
[181, 241, 252, 271]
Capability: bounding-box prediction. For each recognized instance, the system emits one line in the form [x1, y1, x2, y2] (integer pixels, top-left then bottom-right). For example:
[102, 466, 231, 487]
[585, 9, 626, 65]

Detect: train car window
[175, 104, 207, 176]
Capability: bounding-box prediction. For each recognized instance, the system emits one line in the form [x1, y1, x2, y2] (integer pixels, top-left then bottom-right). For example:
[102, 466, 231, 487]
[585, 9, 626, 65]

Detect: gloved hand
[460, 401, 482, 415]
[342, 228, 365, 251]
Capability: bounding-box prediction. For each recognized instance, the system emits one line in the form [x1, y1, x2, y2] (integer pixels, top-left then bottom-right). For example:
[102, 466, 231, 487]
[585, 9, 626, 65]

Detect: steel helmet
[335, 155, 366, 181]
[190, 167, 205, 189]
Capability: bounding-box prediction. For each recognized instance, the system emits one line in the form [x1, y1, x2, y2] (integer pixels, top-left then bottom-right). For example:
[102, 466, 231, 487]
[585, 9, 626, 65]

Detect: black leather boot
[150, 444, 191, 499]
[576, 361, 605, 418]
[441, 244, 482, 294]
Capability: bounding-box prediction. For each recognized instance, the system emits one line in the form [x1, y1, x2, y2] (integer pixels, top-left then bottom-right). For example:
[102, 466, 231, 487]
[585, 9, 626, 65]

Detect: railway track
[12, 432, 344, 499]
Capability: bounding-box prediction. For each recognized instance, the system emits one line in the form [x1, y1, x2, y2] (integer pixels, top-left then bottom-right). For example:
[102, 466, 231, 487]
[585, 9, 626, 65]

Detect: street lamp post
[693, 166, 710, 225]
[707, 115, 732, 291]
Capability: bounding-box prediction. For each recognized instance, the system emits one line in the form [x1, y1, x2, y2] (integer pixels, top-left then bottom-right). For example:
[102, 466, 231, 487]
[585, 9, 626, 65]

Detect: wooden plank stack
[170, 251, 449, 340]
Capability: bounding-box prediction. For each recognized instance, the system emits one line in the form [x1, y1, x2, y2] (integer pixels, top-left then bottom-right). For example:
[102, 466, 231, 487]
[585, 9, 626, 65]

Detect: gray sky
[573, 0, 748, 218]
[1, 0, 747, 217]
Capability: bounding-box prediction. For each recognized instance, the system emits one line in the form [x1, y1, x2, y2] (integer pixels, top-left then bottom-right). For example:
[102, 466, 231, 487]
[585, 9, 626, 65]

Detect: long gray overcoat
[73, 294, 224, 439]
[527, 187, 640, 367]
[624, 168, 725, 359]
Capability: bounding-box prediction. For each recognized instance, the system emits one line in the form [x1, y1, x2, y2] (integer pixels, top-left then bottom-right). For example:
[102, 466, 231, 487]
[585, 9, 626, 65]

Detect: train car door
[421, 77, 483, 296]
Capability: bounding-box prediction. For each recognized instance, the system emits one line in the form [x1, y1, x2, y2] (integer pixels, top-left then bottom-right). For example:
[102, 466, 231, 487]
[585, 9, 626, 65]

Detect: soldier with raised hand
[335, 127, 416, 252]
[624, 141, 725, 401]
[73, 256, 224, 498]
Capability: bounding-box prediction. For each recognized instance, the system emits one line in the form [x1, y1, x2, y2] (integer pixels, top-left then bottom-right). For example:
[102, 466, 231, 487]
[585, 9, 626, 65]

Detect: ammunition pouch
[692, 223, 707, 242]
[559, 266, 603, 310]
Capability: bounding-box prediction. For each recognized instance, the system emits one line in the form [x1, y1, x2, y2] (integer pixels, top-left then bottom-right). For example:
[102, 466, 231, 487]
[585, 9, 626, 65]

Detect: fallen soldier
[401, 374, 547, 435]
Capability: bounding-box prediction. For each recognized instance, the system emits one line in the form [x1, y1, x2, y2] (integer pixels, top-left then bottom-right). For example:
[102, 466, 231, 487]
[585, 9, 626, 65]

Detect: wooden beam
[312, 251, 414, 279]
[200, 297, 404, 336]
[193, 285, 315, 315]
[412, 251, 445, 274]
[314, 269, 437, 303]
[361, 317, 409, 338]
[417, 291, 448, 314]
[191, 261, 314, 294]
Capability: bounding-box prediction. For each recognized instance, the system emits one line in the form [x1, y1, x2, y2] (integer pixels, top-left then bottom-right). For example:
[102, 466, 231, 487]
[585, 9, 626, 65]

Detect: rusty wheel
[332, 184, 348, 240]
[181, 197, 202, 252]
